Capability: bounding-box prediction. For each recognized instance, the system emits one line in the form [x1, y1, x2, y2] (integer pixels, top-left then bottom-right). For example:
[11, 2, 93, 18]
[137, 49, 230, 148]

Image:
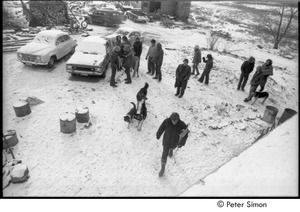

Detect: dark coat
[175, 64, 191, 88]
[153, 43, 164, 66]
[123, 51, 133, 69]
[241, 61, 255, 76]
[133, 41, 142, 57]
[203, 58, 213, 73]
[258, 63, 273, 87]
[250, 68, 262, 86]
[156, 118, 188, 149]
[192, 49, 202, 64]
[110, 50, 119, 68]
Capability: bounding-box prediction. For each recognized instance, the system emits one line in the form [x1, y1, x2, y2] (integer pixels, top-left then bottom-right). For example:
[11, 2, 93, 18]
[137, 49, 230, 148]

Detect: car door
[55, 36, 66, 59]
[63, 35, 73, 54]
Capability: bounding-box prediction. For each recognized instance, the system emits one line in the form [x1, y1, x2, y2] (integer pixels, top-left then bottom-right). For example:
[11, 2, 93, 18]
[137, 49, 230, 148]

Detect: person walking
[110, 46, 121, 87]
[175, 59, 191, 98]
[152, 42, 164, 82]
[237, 56, 255, 91]
[198, 54, 213, 85]
[156, 112, 189, 177]
[123, 45, 133, 84]
[145, 39, 157, 75]
[257, 59, 273, 92]
[133, 37, 143, 77]
[191, 45, 201, 76]
[244, 67, 263, 102]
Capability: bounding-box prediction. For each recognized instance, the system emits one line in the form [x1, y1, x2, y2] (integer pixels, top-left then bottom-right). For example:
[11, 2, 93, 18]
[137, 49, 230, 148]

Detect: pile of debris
[211, 30, 232, 40]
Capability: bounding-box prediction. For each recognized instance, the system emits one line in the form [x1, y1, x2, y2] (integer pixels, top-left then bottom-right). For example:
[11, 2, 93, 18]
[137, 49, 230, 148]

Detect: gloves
[202, 57, 205, 61]
[145, 56, 148, 60]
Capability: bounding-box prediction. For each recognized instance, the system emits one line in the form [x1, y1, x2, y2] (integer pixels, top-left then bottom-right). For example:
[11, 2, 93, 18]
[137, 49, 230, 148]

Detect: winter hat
[195, 45, 199, 49]
[122, 36, 128, 41]
[151, 39, 156, 44]
[113, 46, 121, 52]
[266, 59, 273, 66]
[249, 56, 255, 62]
[123, 45, 131, 52]
[207, 54, 213, 59]
[183, 59, 189, 63]
[170, 112, 180, 121]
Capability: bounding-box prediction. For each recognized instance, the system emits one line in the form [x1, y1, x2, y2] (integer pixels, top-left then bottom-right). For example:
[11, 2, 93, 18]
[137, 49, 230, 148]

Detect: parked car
[17, 30, 77, 68]
[66, 36, 110, 77]
[84, 8, 124, 27]
[105, 27, 144, 45]
[126, 9, 149, 23]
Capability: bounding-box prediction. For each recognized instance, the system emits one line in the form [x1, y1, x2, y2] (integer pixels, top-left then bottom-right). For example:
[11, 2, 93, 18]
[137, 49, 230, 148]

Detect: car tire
[47, 56, 56, 69]
[81, 20, 88, 29]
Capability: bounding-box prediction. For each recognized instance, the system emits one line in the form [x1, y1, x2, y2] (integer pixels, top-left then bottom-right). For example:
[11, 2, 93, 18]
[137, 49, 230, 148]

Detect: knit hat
[195, 45, 199, 49]
[170, 112, 180, 121]
[113, 46, 121, 52]
[207, 54, 213, 59]
[183, 59, 189, 63]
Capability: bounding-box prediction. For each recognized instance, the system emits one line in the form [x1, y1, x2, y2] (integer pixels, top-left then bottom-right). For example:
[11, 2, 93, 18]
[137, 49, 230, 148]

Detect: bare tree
[265, 5, 298, 49]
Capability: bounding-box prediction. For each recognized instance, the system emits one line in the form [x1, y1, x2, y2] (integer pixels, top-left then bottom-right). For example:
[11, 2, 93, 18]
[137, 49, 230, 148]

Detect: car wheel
[47, 56, 56, 68]
[81, 20, 88, 29]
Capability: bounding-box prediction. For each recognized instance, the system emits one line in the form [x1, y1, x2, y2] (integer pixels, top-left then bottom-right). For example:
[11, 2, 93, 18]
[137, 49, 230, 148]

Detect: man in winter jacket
[198, 54, 213, 85]
[175, 59, 192, 98]
[146, 39, 157, 75]
[152, 42, 164, 82]
[257, 59, 273, 91]
[133, 37, 143, 77]
[237, 56, 255, 91]
[156, 112, 188, 177]
[123, 45, 134, 84]
[192, 45, 201, 76]
[244, 67, 263, 102]
[110, 46, 121, 87]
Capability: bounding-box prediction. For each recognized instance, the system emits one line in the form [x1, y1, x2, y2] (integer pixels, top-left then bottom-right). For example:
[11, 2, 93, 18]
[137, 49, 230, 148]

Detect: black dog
[250, 91, 269, 105]
[124, 102, 137, 129]
[135, 98, 147, 131]
[136, 82, 149, 108]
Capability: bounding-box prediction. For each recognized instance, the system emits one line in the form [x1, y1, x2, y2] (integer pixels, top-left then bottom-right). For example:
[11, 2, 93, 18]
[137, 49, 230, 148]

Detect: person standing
[191, 45, 201, 76]
[257, 59, 273, 92]
[198, 54, 213, 85]
[244, 67, 263, 102]
[156, 112, 189, 177]
[152, 42, 164, 82]
[110, 46, 121, 87]
[133, 37, 143, 77]
[175, 59, 191, 98]
[123, 45, 133, 84]
[145, 39, 157, 75]
[237, 56, 255, 91]
[115, 35, 122, 69]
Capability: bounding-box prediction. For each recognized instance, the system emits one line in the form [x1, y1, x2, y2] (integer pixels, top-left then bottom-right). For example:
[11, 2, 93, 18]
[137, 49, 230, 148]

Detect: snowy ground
[2, 2, 298, 196]
[181, 115, 298, 196]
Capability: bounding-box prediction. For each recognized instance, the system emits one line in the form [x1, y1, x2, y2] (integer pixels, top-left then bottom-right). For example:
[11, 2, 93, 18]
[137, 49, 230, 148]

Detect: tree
[265, 4, 298, 49]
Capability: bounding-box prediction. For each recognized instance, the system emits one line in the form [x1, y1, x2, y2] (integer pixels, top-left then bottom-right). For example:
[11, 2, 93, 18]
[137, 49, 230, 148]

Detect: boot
[158, 163, 166, 177]
[168, 149, 173, 158]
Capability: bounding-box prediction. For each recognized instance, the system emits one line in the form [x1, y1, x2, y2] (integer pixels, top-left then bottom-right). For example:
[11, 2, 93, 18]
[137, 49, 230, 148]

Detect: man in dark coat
[192, 45, 201, 76]
[257, 59, 273, 91]
[156, 112, 189, 177]
[198, 54, 213, 85]
[152, 42, 164, 82]
[146, 39, 157, 75]
[133, 37, 143, 77]
[110, 46, 121, 87]
[175, 59, 192, 98]
[123, 45, 134, 84]
[237, 56, 255, 91]
[244, 67, 263, 102]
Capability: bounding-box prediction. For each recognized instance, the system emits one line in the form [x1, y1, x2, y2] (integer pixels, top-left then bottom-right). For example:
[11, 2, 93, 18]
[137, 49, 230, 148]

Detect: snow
[13, 100, 28, 108]
[60, 112, 76, 122]
[76, 107, 89, 114]
[181, 115, 298, 196]
[2, 2, 298, 196]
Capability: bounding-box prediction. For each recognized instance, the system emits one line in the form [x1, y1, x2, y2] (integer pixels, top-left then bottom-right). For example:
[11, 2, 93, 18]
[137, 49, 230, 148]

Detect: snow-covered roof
[37, 30, 67, 37]
[82, 36, 107, 44]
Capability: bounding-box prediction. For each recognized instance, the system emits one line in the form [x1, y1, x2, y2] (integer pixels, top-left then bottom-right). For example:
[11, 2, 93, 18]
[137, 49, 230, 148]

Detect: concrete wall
[176, 1, 191, 20]
[161, 1, 177, 16]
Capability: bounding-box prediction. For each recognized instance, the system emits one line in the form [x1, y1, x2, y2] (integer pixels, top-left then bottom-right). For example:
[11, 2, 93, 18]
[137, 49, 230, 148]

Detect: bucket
[3, 130, 19, 150]
[278, 108, 297, 125]
[262, 105, 279, 124]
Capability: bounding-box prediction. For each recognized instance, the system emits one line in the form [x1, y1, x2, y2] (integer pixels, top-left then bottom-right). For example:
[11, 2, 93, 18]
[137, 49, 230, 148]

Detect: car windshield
[76, 41, 106, 55]
[33, 34, 55, 44]
[115, 29, 130, 36]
